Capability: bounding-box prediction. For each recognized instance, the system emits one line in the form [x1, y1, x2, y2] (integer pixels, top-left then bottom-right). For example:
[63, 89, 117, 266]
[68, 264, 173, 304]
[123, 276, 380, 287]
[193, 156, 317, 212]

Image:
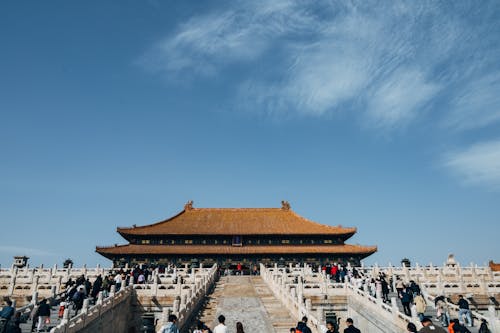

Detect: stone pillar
[60, 308, 70, 325]
[81, 298, 90, 314]
[173, 297, 180, 314]
[51, 285, 57, 299]
[32, 275, 39, 294]
[376, 287, 382, 300]
[410, 304, 419, 321]
[160, 306, 171, 329]
[488, 305, 500, 332]
[390, 297, 399, 315]
[317, 308, 325, 323]
[96, 291, 103, 305]
[305, 298, 312, 313]
[109, 285, 116, 298]
[8, 275, 16, 296]
[31, 291, 38, 305]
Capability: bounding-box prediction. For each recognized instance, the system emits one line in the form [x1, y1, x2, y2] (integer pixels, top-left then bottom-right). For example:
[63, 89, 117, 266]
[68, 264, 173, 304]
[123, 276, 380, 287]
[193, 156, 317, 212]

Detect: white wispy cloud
[140, 1, 500, 131]
[0, 245, 57, 257]
[445, 73, 500, 131]
[443, 139, 500, 189]
[366, 68, 441, 128]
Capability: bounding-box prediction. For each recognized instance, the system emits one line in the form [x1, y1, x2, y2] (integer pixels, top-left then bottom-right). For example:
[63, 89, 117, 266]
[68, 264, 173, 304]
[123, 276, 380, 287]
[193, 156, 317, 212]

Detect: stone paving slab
[187, 276, 296, 333]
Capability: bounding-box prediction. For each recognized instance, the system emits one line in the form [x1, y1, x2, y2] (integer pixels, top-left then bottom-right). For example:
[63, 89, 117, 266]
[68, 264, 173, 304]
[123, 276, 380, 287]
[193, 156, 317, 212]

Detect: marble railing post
[109, 285, 116, 298]
[81, 298, 90, 314]
[31, 291, 38, 305]
[487, 305, 500, 332]
[390, 297, 399, 317]
[96, 291, 103, 305]
[173, 297, 180, 315]
[61, 308, 70, 325]
[8, 275, 16, 296]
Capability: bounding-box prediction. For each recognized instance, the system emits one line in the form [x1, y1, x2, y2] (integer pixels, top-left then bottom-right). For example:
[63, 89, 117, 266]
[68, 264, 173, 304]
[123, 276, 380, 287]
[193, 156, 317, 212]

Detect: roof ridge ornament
[184, 200, 194, 211]
[281, 200, 290, 211]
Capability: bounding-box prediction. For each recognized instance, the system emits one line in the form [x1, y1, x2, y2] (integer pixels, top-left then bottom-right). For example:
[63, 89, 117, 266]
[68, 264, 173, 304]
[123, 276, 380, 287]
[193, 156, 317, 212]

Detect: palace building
[96, 201, 376, 267]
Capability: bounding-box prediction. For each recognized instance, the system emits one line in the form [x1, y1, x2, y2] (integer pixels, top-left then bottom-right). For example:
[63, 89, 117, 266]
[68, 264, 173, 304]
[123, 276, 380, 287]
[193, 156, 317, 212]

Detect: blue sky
[1, 1, 499, 268]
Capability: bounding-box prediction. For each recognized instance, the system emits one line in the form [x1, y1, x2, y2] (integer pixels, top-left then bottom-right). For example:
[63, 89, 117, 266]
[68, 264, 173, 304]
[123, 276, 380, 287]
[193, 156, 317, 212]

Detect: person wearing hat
[419, 317, 447, 333]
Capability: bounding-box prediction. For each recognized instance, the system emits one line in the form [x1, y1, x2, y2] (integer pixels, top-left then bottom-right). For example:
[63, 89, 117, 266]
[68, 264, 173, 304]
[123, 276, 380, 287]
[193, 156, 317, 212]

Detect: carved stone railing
[0, 263, 214, 307]
[154, 264, 218, 331]
[43, 265, 218, 333]
[50, 284, 133, 333]
[260, 264, 326, 333]
[261, 264, 419, 333]
[419, 288, 500, 332]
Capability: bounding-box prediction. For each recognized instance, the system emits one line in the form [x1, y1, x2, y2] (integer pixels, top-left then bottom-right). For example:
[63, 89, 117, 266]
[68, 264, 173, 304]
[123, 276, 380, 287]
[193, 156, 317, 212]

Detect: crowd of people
[0, 263, 495, 333]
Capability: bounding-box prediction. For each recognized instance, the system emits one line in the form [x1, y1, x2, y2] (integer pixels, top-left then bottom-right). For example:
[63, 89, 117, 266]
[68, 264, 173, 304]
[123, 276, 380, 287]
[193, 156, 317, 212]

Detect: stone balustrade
[261, 264, 419, 332]
[260, 263, 500, 333]
[260, 263, 327, 333]
[40, 265, 218, 333]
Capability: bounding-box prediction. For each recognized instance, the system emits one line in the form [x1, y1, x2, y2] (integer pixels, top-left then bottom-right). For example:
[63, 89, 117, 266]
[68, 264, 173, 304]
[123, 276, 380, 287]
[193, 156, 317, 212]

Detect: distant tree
[63, 258, 73, 268]
[401, 258, 411, 267]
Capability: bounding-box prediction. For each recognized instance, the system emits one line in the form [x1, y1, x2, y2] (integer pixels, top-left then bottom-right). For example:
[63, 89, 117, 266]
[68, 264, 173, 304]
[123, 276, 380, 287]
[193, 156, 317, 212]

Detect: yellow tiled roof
[117, 206, 356, 236]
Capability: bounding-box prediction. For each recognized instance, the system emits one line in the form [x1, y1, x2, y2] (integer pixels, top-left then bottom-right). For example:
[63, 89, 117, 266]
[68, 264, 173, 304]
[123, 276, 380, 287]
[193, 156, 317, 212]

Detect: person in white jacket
[213, 315, 227, 333]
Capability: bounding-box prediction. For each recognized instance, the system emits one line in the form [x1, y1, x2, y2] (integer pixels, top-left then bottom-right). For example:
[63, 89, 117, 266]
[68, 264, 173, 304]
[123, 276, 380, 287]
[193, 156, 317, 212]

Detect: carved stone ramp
[186, 276, 296, 333]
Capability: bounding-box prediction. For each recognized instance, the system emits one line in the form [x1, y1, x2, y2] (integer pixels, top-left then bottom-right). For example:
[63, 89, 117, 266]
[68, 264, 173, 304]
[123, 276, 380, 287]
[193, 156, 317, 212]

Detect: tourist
[452, 320, 472, 333]
[344, 318, 361, 333]
[0, 300, 14, 333]
[58, 298, 66, 319]
[407, 322, 417, 332]
[138, 272, 146, 284]
[419, 317, 447, 333]
[36, 299, 51, 332]
[289, 329, 296, 333]
[236, 263, 242, 275]
[296, 316, 312, 333]
[436, 297, 450, 327]
[213, 315, 227, 333]
[381, 277, 389, 302]
[114, 272, 123, 291]
[396, 276, 405, 295]
[448, 319, 459, 333]
[478, 319, 491, 333]
[414, 293, 427, 321]
[326, 320, 339, 333]
[202, 323, 212, 333]
[91, 275, 103, 300]
[72, 286, 86, 314]
[5, 311, 21, 333]
[159, 314, 179, 333]
[457, 295, 472, 327]
[400, 289, 412, 316]
[236, 321, 244, 333]
[193, 320, 204, 333]
[84, 278, 92, 296]
[409, 281, 421, 297]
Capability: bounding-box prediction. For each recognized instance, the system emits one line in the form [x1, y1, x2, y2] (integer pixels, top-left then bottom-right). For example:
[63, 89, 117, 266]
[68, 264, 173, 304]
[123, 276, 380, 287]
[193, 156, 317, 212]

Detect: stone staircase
[185, 275, 296, 333]
[251, 276, 297, 333]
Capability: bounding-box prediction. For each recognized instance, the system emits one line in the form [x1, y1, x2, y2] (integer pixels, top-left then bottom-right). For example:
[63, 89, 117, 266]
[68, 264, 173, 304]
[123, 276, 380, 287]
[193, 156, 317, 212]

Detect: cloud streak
[443, 139, 500, 189]
[140, 1, 500, 131]
[0, 245, 57, 257]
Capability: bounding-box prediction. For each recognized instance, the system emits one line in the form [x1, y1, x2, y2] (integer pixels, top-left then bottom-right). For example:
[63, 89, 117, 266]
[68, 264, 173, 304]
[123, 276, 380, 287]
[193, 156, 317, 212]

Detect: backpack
[72, 291, 82, 302]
